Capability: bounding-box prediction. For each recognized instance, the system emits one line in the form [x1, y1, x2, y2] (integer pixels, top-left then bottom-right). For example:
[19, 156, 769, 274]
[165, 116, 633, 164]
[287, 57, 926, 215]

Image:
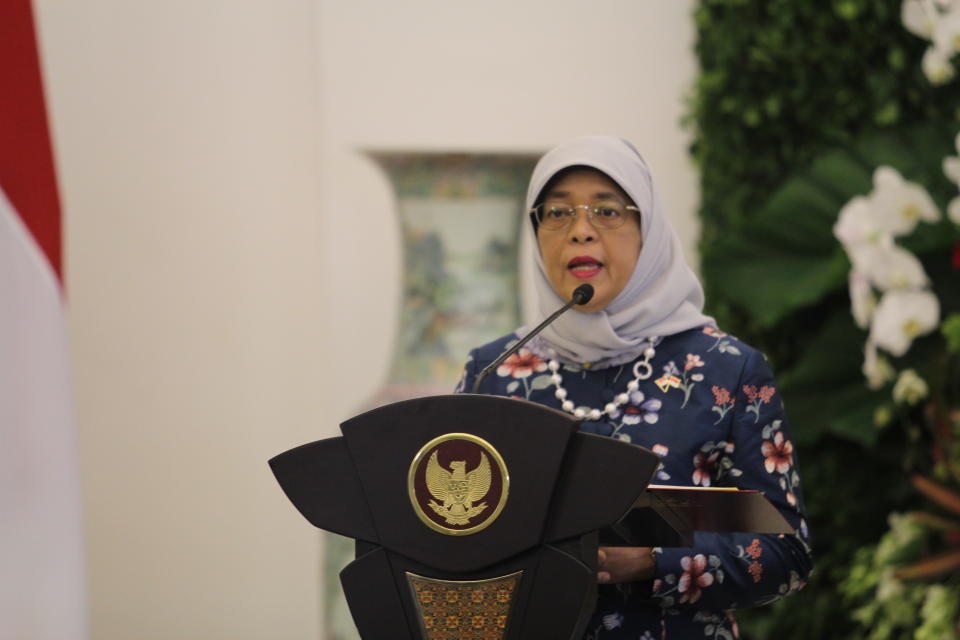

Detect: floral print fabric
[456, 326, 813, 639]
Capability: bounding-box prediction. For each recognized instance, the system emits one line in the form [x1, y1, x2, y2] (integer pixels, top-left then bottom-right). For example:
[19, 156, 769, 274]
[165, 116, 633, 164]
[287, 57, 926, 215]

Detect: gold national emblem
[408, 433, 509, 535]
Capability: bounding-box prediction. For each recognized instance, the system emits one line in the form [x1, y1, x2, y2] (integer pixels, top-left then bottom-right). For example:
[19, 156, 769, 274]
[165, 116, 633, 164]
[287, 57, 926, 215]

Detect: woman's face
[536, 168, 642, 313]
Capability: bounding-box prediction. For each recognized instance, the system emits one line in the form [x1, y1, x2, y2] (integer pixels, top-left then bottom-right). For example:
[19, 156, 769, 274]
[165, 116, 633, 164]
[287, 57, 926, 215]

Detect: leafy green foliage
[943, 314, 960, 354]
[839, 514, 960, 640]
[738, 429, 917, 639]
[692, 0, 960, 256]
[689, 1, 960, 637]
[707, 125, 956, 449]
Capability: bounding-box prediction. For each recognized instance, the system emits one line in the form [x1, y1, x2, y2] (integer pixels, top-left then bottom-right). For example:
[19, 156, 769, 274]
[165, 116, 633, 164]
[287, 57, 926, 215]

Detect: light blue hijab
[527, 136, 714, 368]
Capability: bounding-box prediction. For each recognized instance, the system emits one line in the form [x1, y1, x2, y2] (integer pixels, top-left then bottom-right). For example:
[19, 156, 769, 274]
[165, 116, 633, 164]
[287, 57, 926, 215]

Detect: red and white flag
[1, 1, 88, 637]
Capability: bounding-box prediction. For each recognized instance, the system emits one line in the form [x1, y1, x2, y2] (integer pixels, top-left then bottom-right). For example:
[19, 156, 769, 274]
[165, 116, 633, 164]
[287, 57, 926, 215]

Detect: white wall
[318, 0, 702, 426]
[33, 0, 699, 638]
[36, 1, 324, 638]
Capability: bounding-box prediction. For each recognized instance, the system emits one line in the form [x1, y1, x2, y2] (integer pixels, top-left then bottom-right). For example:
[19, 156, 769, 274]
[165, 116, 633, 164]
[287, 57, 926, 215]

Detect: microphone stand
[471, 284, 593, 394]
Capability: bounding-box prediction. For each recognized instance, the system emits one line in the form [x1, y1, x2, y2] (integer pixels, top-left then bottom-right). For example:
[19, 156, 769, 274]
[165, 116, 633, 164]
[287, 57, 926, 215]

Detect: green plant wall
[690, 1, 960, 638]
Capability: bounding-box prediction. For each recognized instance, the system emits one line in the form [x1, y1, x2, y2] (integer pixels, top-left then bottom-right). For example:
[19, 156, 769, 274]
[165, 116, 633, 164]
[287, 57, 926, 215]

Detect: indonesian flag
[1, 0, 89, 637]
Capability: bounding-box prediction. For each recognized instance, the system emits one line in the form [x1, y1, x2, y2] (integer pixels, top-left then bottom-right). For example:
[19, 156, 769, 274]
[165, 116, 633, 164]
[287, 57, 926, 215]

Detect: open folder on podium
[270, 394, 792, 640]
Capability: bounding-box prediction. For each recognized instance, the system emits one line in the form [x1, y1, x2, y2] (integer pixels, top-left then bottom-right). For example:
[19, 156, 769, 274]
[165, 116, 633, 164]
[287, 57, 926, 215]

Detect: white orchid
[850, 244, 930, 291]
[833, 196, 892, 249]
[943, 132, 960, 184]
[903, 0, 940, 38]
[863, 340, 897, 389]
[946, 159, 960, 184]
[870, 166, 941, 235]
[922, 45, 957, 84]
[869, 289, 940, 357]
[848, 270, 877, 329]
[932, 4, 960, 53]
[903, 0, 960, 84]
[948, 196, 960, 223]
[944, 133, 960, 224]
[892, 369, 930, 405]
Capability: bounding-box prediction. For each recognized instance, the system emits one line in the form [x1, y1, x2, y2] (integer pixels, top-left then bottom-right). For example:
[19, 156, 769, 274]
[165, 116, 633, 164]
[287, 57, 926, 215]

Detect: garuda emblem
[408, 432, 509, 536]
[425, 451, 491, 525]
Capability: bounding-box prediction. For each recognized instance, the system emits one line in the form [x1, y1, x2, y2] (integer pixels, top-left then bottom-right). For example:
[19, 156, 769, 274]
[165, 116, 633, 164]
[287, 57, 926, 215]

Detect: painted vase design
[325, 152, 536, 640]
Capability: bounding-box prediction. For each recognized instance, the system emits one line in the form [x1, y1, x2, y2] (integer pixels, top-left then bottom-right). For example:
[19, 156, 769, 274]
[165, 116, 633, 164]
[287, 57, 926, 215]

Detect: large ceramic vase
[325, 152, 537, 640]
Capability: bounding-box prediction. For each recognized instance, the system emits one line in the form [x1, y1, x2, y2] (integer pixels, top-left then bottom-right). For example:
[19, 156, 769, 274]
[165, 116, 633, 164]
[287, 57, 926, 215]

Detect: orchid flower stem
[906, 510, 960, 531]
[912, 475, 960, 517]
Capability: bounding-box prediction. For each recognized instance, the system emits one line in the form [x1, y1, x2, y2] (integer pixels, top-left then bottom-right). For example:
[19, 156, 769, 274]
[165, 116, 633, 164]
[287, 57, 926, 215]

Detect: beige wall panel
[33, 0, 698, 637]
[36, 1, 324, 638]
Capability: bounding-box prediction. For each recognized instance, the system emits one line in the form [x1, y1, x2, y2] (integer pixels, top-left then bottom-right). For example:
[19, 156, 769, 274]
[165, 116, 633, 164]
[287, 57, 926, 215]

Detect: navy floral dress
[456, 326, 813, 640]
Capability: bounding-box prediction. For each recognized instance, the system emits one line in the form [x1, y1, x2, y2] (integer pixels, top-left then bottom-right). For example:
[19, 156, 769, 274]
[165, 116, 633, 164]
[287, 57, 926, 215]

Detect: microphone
[471, 284, 594, 394]
[570, 284, 594, 305]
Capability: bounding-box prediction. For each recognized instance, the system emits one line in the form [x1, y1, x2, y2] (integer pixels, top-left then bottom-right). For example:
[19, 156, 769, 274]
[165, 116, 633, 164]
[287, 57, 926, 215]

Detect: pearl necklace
[547, 338, 658, 420]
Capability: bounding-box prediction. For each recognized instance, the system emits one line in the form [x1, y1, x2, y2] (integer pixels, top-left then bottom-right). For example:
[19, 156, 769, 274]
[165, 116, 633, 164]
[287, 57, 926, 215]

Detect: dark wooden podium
[269, 394, 790, 640]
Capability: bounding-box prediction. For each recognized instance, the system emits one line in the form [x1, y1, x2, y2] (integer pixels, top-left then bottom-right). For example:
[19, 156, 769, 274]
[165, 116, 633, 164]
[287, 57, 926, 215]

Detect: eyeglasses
[529, 201, 640, 231]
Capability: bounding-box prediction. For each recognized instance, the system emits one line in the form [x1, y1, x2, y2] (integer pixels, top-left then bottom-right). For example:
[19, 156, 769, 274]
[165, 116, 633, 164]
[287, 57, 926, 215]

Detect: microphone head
[572, 284, 594, 305]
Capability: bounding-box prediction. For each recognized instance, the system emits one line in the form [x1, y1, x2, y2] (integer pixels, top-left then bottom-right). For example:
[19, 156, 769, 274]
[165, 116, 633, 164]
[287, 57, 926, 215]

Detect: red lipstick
[567, 256, 603, 279]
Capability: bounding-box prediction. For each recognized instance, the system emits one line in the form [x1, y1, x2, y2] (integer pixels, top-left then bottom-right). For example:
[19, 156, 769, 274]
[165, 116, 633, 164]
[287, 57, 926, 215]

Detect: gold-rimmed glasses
[529, 201, 640, 231]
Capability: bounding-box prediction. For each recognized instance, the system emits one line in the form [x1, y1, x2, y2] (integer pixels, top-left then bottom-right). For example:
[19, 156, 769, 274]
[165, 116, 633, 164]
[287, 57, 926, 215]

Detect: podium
[269, 394, 791, 640]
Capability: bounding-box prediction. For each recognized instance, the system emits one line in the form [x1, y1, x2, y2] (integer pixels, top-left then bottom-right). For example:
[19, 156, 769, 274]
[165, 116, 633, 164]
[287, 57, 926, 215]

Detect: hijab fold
[527, 136, 714, 368]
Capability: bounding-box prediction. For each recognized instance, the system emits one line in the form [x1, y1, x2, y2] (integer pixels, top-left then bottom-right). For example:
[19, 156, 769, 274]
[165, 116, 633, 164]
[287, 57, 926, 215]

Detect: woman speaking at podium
[457, 136, 813, 639]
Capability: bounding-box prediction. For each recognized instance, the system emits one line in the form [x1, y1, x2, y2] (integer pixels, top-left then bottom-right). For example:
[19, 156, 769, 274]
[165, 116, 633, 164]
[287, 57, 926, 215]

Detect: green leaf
[888, 48, 906, 71]
[942, 314, 960, 353]
[705, 124, 956, 328]
[529, 374, 553, 391]
[780, 311, 888, 447]
[874, 102, 899, 126]
[833, 0, 861, 20]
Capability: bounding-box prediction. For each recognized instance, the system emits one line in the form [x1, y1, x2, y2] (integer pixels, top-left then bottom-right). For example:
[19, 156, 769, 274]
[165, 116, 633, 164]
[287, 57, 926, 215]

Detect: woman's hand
[597, 546, 656, 584]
